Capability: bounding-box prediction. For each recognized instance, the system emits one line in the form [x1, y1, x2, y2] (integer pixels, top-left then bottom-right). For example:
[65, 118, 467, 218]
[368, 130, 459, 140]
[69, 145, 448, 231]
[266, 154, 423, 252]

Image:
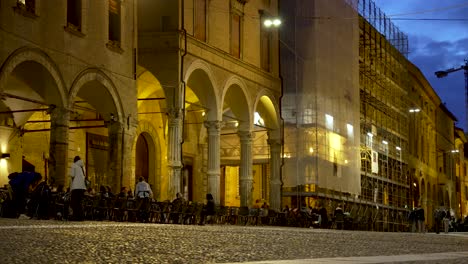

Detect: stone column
[107, 121, 124, 193]
[204, 120, 223, 204]
[268, 138, 282, 211]
[167, 108, 183, 200]
[48, 106, 70, 187]
[239, 131, 253, 207]
[121, 118, 137, 190]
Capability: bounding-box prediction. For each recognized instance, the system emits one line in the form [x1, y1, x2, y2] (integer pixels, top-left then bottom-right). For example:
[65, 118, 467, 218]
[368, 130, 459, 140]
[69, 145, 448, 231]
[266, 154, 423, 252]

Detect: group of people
[3, 171, 45, 219]
[408, 205, 425, 233]
[434, 208, 452, 234]
[282, 203, 331, 228]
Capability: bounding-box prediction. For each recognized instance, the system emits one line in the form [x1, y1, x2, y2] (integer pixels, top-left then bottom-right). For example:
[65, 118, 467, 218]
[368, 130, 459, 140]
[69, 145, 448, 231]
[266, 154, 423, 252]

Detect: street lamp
[263, 18, 282, 28]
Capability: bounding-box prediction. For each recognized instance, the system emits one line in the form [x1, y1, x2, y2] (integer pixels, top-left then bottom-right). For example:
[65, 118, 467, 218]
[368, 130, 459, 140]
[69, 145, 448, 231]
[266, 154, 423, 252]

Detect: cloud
[409, 36, 468, 129]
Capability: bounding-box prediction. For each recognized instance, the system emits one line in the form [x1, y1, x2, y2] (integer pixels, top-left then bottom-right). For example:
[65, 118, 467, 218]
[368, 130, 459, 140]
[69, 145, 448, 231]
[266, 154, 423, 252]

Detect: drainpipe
[277, 0, 285, 211]
[180, 0, 188, 195]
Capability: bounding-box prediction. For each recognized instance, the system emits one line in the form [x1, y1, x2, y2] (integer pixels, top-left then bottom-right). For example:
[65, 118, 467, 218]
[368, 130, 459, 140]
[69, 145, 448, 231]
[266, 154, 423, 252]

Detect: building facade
[0, 0, 283, 209]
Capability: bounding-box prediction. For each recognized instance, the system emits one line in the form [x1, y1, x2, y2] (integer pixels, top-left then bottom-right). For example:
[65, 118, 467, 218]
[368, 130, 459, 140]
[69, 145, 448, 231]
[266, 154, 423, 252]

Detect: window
[230, 13, 241, 58]
[17, 0, 35, 13]
[108, 0, 121, 45]
[194, 0, 206, 41]
[260, 25, 271, 71]
[67, 0, 81, 31]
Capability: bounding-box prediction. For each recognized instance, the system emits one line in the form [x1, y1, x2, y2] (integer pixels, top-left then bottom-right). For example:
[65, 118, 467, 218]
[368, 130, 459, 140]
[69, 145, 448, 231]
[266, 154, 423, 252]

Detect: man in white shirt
[134, 176, 153, 222]
[134, 176, 153, 198]
[70, 156, 86, 221]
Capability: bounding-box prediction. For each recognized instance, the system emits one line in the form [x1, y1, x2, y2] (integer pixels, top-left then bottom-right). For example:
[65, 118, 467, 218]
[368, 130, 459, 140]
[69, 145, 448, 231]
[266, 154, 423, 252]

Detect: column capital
[238, 130, 253, 142]
[267, 138, 282, 148]
[167, 108, 183, 119]
[204, 120, 223, 133]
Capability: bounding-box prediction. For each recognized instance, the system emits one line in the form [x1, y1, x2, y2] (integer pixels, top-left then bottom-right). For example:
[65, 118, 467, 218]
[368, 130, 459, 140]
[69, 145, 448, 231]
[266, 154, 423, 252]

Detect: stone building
[0, 0, 138, 192]
[279, 0, 461, 231]
[0, 0, 282, 209]
[136, 0, 282, 208]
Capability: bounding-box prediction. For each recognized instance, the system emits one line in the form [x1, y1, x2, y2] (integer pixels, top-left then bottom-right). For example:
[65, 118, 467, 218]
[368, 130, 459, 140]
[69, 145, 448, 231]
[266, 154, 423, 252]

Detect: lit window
[346, 123, 353, 138]
[325, 114, 333, 130]
[17, 0, 35, 13]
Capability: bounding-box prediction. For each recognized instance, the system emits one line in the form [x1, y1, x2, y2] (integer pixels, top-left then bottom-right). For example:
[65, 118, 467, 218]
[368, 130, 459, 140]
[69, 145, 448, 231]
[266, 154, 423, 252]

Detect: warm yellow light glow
[254, 112, 264, 126]
[0, 144, 6, 154]
[309, 147, 314, 153]
[329, 133, 342, 151]
[413, 182, 417, 187]
[325, 114, 334, 130]
[345, 160, 348, 164]
[202, 111, 205, 116]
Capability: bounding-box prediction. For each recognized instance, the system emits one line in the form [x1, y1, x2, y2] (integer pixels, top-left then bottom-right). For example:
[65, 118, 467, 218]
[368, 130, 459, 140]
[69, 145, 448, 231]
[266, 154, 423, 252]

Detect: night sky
[374, 0, 468, 130]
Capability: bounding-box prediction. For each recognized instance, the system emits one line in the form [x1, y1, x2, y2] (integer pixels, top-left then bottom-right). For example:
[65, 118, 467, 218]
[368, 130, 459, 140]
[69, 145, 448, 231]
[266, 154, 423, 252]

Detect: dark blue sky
[374, 0, 468, 130]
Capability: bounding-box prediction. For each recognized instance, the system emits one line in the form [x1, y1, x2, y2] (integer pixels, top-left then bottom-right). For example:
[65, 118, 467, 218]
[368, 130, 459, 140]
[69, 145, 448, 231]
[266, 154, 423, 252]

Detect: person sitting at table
[199, 193, 215, 225]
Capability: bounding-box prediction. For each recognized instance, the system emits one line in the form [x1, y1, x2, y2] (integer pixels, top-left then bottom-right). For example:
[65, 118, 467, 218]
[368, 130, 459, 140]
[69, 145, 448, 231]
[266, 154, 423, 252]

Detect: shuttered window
[194, 0, 206, 41]
[67, 0, 82, 31]
[109, 0, 121, 43]
[230, 13, 241, 58]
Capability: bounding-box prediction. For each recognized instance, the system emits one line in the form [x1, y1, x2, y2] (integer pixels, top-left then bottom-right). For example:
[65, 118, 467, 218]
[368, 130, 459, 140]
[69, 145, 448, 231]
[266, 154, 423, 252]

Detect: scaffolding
[279, 0, 412, 231]
[357, 0, 411, 231]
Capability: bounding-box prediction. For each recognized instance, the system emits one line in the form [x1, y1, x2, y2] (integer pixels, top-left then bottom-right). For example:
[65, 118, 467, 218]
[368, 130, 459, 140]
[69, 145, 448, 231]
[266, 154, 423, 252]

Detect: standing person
[443, 209, 450, 234]
[70, 156, 86, 221]
[134, 176, 153, 222]
[408, 209, 417, 232]
[415, 205, 425, 233]
[134, 176, 153, 199]
[434, 208, 445, 234]
[319, 203, 329, 228]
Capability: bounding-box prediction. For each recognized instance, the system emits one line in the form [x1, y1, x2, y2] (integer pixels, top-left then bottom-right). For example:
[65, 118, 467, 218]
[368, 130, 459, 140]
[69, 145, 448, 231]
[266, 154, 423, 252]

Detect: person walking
[70, 156, 87, 221]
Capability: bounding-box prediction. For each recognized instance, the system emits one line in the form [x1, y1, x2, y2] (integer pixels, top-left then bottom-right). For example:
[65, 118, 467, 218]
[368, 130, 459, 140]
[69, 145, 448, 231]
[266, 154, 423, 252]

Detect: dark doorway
[135, 134, 149, 182]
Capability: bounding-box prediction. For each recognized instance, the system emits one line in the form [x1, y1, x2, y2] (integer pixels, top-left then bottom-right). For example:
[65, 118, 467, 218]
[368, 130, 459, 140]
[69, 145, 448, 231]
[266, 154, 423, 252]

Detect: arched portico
[68, 68, 126, 192]
[253, 91, 281, 211]
[221, 76, 252, 207]
[184, 60, 219, 202]
[132, 120, 162, 200]
[0, 47, 67, 186]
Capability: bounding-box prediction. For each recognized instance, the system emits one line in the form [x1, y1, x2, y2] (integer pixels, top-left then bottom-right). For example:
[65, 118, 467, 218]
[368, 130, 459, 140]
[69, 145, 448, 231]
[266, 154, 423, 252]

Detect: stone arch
[0, 46, 67, 106]
[253, 89, 281, 139]
[69, 68, 124, 121]
[221, 75, 252, 131]
[184, 59, 219, 121]
[132, 120, 162, 200]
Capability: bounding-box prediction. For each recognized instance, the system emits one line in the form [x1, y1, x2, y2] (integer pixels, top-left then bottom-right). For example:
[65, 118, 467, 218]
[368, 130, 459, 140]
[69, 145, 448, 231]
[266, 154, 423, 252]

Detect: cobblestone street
[0, 218, 468, 263]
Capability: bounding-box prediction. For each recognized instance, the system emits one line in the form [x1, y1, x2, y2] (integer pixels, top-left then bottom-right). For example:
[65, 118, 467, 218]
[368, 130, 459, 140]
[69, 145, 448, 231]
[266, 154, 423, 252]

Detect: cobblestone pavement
[0, 218, 467, 263]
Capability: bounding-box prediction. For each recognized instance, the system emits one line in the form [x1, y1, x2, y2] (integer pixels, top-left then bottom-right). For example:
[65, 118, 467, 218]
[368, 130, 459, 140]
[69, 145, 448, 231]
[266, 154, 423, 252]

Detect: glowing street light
[264, 18, 282, 28]
[409, 108, 420, 113]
